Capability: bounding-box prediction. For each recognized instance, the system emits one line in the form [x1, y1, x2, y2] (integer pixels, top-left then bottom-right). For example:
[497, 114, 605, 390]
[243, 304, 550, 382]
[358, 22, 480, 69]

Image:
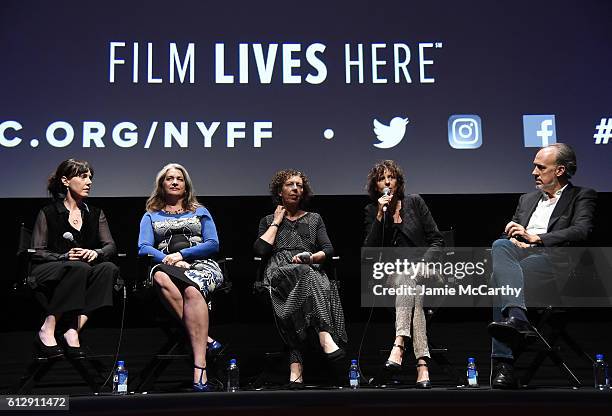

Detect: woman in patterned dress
[138, 163, 223, 392]
[254, 169, 347, 387]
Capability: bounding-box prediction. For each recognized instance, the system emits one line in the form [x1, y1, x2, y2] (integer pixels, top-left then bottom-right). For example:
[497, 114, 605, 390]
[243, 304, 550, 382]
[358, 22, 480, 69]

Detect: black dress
[254, 212, 347, 364]
[31, 201, 118, 315]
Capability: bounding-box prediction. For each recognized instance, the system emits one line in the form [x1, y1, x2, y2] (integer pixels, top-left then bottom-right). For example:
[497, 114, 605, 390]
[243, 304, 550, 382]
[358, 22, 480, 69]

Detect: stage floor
[36, 387, 612, 416]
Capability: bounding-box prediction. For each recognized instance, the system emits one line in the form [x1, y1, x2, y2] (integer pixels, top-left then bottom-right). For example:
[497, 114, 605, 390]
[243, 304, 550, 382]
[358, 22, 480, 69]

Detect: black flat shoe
[324, 348, 347, 386]
[415, 362, 432, 389]
[34, 335, 64, 359]
[287, 380, 306, 390]
[415, 379, 432, 389]
[324, 348, 346, 362]
[60, 337, 87, 359]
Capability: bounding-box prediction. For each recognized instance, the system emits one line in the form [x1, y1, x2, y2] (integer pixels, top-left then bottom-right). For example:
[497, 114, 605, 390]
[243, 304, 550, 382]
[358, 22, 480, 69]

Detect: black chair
[487, 247, 602, 388]
[249, 255, 342, 389]
[131, 255, 233, 392]
[515, 307, 587, 388]
[13, 224, 124, 394]
[423, 229, 464, 385]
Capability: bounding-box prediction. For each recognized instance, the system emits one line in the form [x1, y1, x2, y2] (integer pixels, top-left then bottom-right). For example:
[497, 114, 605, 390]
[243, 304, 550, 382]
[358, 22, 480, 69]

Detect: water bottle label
[349, 369, 359, 387]
[467, 368, 478, 386]
[118, 373, 128, 392]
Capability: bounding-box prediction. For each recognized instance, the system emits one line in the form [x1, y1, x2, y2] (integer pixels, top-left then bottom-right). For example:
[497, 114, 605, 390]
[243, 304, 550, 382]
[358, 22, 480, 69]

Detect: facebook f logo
[523, 115, 557, 147]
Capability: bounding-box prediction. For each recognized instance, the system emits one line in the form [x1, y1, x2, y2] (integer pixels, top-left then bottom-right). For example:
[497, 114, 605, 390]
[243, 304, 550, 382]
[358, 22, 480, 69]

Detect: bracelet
[270, 223, 279, 228]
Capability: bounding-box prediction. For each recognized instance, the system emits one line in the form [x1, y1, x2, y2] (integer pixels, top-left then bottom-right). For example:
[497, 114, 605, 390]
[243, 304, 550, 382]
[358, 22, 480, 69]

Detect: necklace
[163, 207, 185, 215]
[65, 201, 81, 225]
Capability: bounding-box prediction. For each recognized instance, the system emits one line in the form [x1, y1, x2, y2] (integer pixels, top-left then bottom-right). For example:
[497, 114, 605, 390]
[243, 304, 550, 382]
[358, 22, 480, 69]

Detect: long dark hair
[47, 159, 94, 200]
[365, 160, 406, 212]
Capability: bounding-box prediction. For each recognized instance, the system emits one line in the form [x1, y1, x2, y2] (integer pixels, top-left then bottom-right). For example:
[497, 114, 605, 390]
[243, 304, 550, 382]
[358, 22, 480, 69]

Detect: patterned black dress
[255, 212, 347, 364]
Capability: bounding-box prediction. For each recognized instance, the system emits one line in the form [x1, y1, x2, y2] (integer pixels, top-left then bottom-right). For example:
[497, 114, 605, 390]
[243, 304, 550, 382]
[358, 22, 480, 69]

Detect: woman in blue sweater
[138, 163, 223, 392]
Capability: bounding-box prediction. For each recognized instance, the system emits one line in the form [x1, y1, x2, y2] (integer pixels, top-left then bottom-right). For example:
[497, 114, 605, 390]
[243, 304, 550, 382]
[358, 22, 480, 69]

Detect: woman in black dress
[31, 159, 119, 358]
[364, 160, 444, 388]
[254, 169, 347, 387]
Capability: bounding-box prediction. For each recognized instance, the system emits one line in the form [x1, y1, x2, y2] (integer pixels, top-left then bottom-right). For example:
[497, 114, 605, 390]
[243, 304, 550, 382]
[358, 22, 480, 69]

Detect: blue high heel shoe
[193, 364, 212, 392]
[206, 340, 223, 356]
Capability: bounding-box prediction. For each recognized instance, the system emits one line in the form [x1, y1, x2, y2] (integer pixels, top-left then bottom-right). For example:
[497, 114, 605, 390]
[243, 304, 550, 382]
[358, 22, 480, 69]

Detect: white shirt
[526, 184, 568, 235]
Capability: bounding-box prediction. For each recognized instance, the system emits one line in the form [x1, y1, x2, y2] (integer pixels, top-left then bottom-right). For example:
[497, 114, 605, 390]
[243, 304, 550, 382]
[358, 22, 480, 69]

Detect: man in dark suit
[486, 143, 597, 389]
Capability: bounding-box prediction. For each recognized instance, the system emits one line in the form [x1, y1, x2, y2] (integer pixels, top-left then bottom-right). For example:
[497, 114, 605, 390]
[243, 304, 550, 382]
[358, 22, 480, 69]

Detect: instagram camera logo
[448, 115, 482, 149]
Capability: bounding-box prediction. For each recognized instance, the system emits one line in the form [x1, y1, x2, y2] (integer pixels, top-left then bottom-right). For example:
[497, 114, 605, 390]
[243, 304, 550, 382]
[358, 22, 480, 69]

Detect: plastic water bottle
[593, 354, 609, 390]
[112, 360, 128, 395]
[227, 358, 239, 392]
[349, 359, 360, 389]
[466, 357, 479, 387]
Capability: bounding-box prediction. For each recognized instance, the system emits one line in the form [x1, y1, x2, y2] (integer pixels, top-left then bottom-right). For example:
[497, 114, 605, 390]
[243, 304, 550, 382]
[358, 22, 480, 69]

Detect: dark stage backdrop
[1, 0, 611, 197]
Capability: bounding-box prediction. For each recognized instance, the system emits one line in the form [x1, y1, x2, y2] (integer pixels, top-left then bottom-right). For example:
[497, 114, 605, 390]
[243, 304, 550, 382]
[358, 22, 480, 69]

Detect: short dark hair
[365, 160, 406, 202]
[269, 169, 312, 208]
[47, 159, 93, 199]
[548, 143, 577, 178]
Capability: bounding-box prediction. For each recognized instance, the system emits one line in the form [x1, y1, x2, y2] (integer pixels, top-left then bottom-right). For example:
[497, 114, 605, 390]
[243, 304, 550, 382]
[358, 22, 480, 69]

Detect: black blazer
[364, 194, 444, 254]
[503, 183, 597, 247]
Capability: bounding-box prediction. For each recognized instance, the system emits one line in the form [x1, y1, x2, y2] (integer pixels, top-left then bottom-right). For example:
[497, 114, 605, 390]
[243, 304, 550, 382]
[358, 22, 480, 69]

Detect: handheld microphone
[297, 251, 312, 263]
[62, 231, 79, 248]
[382, 187, 391, 212]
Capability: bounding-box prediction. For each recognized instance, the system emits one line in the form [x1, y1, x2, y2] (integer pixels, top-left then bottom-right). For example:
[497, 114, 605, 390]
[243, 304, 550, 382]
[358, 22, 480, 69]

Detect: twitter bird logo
[373, 117, 409, 148]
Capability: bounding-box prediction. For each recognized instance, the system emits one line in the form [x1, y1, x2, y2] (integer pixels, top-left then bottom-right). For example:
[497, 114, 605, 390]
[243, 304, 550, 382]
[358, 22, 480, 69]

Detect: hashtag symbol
[594, 118, 612, 144]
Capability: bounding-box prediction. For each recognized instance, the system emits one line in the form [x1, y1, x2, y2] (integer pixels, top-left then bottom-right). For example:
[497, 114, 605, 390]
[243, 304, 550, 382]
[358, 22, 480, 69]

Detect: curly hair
[145, 163, 201, 212]
[269, 169, 313, 208]
[47, 159, 94, 200]
[365, 160, 406, 204]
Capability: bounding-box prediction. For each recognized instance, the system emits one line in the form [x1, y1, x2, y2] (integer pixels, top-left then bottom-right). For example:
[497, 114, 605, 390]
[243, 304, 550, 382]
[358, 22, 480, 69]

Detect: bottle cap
[595, 354, 604, 361]
[351, 359, 357, 365]
[230, 358, 237, 365]
[117, 360, 125, 366]
[468, 357, 475, 363]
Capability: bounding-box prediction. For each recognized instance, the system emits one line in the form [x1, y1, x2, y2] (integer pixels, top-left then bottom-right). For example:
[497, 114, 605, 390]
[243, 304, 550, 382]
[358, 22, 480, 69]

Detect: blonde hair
[145, 163, 201, 212]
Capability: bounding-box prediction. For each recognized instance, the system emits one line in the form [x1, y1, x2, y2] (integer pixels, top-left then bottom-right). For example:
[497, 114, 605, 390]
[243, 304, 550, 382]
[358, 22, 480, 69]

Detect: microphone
[62, 231, 79, 248]
[296, 251, 312, 263]
[382, 187, 391, 212]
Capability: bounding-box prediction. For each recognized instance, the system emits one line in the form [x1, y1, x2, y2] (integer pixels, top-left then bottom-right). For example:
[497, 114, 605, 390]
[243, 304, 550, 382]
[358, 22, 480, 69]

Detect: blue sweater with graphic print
[138, 207, 219, 263]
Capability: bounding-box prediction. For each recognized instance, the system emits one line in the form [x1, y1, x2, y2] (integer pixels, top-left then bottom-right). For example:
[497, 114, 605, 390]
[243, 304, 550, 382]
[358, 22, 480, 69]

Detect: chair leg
[16, 356, 104, 394]
[428, 343, 463, 386]
[16, 358, 57, 394]
[561, 330, 595, 366]
[249, 352, 283, 389]
[132, 329, 187, 392]
[69, 358, 101, 393]
[529, 326, 581, 388]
